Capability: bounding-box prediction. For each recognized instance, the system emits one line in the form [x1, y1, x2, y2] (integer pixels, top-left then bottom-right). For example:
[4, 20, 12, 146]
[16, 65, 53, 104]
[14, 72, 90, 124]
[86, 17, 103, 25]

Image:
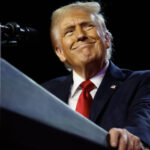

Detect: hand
[108, 128, 145, 150]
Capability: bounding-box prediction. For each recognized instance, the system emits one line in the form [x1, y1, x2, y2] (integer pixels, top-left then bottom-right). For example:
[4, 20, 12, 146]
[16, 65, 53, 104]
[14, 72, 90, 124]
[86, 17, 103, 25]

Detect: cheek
[87, 29, 98, 37]
[88, 29, 104, 43]
[95, 40, 106, 56]
[62, 37, 74, 50]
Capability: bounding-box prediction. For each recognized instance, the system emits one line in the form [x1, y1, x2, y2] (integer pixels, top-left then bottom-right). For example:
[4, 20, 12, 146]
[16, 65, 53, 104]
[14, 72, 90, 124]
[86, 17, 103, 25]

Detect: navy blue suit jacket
[43, 61, 150, 147]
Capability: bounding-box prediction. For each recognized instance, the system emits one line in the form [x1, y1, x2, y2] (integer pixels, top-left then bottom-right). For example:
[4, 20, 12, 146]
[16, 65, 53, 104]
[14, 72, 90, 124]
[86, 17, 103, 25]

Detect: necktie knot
[80, 80, 95, 92]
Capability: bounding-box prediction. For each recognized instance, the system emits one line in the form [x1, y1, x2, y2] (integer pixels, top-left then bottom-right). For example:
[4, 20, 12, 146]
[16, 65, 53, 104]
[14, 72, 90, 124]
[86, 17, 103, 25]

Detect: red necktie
[76, 80, 95, 118]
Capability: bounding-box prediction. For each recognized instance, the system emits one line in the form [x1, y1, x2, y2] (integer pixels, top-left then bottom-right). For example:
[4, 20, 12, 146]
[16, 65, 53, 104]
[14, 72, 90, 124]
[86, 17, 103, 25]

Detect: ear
[105, 32, 111, 49]
[55, 46, 66, 62]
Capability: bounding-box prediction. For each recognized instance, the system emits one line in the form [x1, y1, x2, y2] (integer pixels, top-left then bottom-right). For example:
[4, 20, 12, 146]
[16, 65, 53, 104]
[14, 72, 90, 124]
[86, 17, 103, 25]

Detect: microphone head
[6, 22, 21, 34]
[1, 22, 38, 47]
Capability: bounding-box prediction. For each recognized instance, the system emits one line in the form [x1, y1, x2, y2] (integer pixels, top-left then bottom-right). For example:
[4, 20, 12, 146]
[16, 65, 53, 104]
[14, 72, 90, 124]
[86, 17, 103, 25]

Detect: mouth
[72, 42, 95, 50]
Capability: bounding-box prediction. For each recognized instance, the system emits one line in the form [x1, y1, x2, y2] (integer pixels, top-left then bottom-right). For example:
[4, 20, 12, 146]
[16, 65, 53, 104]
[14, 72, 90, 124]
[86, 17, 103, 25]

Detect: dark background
[1, 0, 150, 84]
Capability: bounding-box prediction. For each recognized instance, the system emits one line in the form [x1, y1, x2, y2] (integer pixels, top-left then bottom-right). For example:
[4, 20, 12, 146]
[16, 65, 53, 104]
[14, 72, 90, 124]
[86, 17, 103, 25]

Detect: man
[43, 1, 150, 149]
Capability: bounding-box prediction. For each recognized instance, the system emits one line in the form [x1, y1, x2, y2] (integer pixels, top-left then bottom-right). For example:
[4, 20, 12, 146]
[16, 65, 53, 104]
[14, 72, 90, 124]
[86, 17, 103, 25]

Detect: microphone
[1, 22, 38, 46]
[1, 22, 37, 35]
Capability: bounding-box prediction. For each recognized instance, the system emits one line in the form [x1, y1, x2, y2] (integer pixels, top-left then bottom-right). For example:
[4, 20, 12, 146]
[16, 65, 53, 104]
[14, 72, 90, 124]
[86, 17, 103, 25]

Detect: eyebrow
[63, 20, 93, 31]
[63, 25, 75, 31]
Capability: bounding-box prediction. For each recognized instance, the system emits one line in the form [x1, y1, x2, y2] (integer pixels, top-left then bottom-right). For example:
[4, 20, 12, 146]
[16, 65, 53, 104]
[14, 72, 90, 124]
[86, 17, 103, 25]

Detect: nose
[76, 26, 87, 41]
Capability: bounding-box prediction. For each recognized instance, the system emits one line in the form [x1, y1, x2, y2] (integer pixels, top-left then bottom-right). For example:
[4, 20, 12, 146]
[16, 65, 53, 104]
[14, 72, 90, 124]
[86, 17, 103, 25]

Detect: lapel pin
[110, 85, 117, 89]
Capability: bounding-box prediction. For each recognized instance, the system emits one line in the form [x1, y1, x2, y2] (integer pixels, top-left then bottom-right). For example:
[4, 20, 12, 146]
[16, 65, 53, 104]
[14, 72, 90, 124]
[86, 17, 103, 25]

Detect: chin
[80, 57, 96, 66]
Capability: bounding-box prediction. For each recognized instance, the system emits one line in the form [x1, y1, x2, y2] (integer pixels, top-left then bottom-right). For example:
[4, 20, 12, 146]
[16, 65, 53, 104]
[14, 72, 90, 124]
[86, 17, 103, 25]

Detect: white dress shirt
[68, 61, 109, 110]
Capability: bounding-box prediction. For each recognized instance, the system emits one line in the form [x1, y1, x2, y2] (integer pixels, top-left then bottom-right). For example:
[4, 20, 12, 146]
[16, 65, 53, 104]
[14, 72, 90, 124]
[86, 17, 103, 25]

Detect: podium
[0, 58, 112, 150]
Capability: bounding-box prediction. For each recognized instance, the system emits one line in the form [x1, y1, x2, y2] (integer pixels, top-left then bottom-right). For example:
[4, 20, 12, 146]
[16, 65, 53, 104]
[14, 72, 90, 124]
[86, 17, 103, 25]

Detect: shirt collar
[90, 61, 109, 88]
[70, 61, 109, 97]
[71, 71, 84, 97]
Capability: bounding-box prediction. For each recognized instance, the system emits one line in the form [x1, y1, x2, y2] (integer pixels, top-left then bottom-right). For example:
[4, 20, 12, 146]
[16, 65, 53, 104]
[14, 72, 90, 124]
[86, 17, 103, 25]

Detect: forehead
[59, 9, 94, 28]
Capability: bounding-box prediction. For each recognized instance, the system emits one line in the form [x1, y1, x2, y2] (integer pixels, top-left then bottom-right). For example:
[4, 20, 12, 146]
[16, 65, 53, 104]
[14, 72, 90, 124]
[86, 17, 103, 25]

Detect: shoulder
[130, 70, 150, 90]
[125, 69, 150, 83]
[109, 61, 150, 86]
[43, 76, 70, 85]
[41, 74, 73, 91]
[110, 61, 150, 80]
[117, 67, 150, 91]
[127, 68, 150, 76]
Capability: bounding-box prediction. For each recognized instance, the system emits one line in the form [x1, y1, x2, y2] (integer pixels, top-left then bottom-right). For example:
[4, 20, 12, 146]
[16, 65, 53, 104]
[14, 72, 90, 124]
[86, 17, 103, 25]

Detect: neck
[73, 60, 107, 80]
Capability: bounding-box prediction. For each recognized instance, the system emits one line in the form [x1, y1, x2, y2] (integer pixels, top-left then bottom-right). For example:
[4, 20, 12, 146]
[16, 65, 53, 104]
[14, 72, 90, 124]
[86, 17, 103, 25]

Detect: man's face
[56, 9, 109, 70]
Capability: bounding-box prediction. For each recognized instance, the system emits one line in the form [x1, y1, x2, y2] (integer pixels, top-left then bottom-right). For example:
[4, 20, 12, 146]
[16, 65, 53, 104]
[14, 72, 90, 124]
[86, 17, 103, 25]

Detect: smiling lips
[72, 42, 95, 50]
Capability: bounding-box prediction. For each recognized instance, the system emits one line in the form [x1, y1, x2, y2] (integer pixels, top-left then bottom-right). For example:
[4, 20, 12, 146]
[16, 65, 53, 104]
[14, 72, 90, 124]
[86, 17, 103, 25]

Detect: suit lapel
[89, 62, 125, 122]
